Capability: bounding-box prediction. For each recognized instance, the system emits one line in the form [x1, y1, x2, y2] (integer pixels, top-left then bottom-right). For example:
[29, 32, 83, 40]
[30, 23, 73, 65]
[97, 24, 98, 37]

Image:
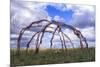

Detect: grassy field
[10, 48, 95, 66]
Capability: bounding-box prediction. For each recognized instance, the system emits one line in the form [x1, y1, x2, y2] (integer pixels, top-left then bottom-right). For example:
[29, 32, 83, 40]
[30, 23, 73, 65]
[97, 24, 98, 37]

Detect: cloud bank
[10, 0, 95, 48]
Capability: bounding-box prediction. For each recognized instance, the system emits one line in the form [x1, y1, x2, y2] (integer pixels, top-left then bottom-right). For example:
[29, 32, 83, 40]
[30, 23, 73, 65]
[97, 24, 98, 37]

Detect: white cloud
[11, 1, 95, 48]
[69, 5, 95, 28]
[46, 4, 95, 28]
[81, 27, 95, 41]
[45, 24, 57, 32]
[11, 0, 51, 34]
[11, 33, 33, 39]
[63, 29, 78, 41]
[53, 15, 65, 22]
[66, 27, 95, 45]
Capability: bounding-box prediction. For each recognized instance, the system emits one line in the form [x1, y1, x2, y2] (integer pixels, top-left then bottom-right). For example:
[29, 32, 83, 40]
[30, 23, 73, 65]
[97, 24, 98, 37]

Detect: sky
[10, 0, 95, 48]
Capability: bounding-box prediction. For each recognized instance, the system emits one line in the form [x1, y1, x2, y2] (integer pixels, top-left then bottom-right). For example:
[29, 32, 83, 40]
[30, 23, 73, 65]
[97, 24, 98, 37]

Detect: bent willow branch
[16, 19, 88, 56]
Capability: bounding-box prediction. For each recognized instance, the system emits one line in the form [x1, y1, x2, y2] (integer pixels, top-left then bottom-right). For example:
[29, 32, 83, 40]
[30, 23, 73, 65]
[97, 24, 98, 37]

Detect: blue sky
[10, 0, 95, 48]
[46, 5, 73, 22]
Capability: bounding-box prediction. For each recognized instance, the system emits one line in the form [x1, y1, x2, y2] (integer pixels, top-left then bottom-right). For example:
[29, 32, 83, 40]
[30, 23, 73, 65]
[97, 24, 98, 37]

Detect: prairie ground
[10, 47, 95, 66]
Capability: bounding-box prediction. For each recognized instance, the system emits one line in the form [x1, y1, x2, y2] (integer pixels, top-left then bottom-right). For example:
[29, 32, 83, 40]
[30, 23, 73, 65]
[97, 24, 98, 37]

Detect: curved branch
[17, 20, 51, 55]
[26, 32, 39, 53]
[52, 20, 88, 49]
[57, 25, 67, 50]
[17, 19, 88, 55]
[58, 33, 64, 50]
[34, 32, 41, 54]
[17, 28, 27, 55]
[62, 32, 74, 48]
[37, 23, 53, 49]
[50, 26, 59, 49]
[74, 29, 84, 49]
[60, 31, 66, 49]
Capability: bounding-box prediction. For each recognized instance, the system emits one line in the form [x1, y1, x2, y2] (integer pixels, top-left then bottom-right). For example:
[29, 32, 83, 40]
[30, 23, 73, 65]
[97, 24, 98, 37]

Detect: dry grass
[10, 47, 95, 66]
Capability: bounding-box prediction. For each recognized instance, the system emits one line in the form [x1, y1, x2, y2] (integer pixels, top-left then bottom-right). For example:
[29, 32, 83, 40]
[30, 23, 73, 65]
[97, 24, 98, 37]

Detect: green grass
[10, 48, 95, 66]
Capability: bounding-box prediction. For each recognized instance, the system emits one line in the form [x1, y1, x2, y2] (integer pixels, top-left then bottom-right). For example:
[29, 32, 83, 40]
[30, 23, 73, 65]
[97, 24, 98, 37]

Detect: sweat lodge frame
[16, 19, 88, 56]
